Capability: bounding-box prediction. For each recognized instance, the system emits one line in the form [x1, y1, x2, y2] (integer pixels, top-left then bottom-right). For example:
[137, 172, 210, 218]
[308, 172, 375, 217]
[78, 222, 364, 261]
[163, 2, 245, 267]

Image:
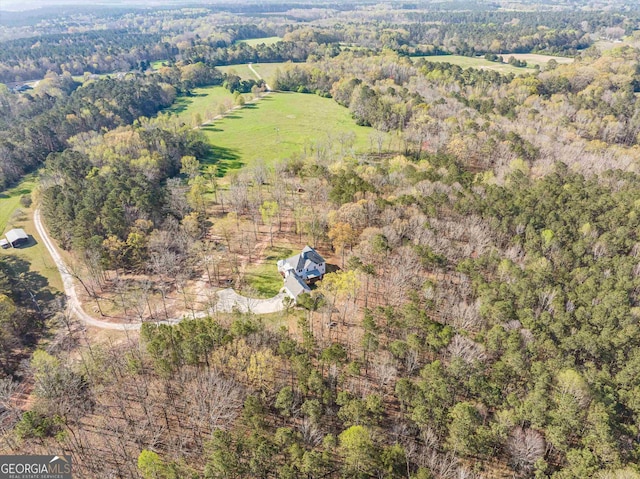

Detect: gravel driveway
[34, 209, 286, 330]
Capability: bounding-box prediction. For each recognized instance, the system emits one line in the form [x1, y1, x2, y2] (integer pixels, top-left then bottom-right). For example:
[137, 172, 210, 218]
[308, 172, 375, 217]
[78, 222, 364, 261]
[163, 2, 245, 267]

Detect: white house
[277, 245, 326, 281]
[278, 246, 326, 302]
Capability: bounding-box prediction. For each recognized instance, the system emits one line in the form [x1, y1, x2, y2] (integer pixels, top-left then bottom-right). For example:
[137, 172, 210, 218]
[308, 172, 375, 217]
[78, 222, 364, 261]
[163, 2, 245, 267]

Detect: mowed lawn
[0, 175, 35, 234]
[242, 246, 293, 298]
[412, 54, 538, 75]
[0, 176, 63, 293]
[164, 86, 237, 122]
[200, 91, 383, 173]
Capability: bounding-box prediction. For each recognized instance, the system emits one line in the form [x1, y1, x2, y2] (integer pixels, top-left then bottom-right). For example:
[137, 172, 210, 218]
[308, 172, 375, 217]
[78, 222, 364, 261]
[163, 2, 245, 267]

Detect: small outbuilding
[0, 239, 9, 249]
[5, 228, 29, 248]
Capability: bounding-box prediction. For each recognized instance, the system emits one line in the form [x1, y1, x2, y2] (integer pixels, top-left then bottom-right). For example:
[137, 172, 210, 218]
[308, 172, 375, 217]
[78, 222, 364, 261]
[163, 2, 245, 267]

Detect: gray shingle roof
[284, 273, 311, 298]
[283, 246, 325, 271]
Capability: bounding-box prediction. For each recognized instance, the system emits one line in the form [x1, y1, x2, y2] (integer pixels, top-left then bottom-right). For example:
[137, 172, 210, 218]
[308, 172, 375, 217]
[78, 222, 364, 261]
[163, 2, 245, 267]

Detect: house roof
[283, 246, 325, 271]
[284, 273, 311, 298]
[5, 228, 28, 243]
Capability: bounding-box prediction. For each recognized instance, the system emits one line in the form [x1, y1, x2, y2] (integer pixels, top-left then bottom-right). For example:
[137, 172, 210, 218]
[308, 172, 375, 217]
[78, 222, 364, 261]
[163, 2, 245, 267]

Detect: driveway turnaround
[34, 209, 285, 330]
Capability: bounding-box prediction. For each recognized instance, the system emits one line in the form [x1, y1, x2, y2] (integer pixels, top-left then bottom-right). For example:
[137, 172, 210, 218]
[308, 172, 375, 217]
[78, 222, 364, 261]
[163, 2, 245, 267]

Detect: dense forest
[0, 61, 225, 188]
[2, 1, 640, 478]
[1, 0, 638, 82]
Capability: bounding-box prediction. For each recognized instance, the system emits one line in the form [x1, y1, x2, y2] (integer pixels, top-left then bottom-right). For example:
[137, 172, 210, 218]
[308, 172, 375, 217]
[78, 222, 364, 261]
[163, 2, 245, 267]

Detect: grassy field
[506, 53, 574, 67]
[237, 36, 282, 47]
[151, 60, 169, 70]
[593, 36, 640, 52]
[200, 91, 385, 173]
[0, 175, 34, 234]
[217, 62, 293, 85]
[242, 246, 293, 298]
[1, 176, 63, 293]
[412, 54, 538, 75]
[163, 85, 238, 123]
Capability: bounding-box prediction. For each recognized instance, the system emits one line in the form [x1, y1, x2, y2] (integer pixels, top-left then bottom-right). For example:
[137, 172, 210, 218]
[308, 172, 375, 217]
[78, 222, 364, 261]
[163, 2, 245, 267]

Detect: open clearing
[217, 62, 293, 85]
[0, 175, 34, 234]
[200, 91, 387, 173]
[412, 54, 538, 75]
[237, 36, 282, 47]
[505, 53, 574, 67]
[150, 60, 168, 70]
[242, 245, 294, 298]
[1, 176, 62, 292]
[593, 35, 640, 52]
[163, 85, 237, 122]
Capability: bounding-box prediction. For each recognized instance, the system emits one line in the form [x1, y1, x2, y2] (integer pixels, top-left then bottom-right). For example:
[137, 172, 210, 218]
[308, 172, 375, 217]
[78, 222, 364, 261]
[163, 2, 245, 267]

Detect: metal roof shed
[5, 228, 29, 247]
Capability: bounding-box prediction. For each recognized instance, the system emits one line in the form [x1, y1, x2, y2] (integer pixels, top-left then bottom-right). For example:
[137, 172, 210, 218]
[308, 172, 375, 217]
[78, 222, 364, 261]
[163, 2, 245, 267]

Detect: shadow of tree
[0, 256, 63, 374]
[326, 263, 341, 274]
[200, 145, 243, 176]
[1, 255, 62, 317]
[11, 235, 38, 249]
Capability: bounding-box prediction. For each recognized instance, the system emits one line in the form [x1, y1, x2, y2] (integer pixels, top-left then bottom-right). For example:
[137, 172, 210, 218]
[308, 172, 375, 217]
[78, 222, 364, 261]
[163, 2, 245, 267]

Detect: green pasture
[412, 54, 537, 75]
[0, 176, 63, 292]
[151, 60, 169, 70]
[200, 91, 386, 174]
[0, 175, 35, 234]
[237, 36, 282, 47]
[506, 53, 574, 67]
[217, 62, 293, 85]
[163, 85, 238, 123]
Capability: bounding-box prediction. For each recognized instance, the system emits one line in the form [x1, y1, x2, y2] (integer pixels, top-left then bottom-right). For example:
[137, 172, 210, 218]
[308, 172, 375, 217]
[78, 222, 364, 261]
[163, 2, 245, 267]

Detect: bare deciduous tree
[507, 427, 546, 472]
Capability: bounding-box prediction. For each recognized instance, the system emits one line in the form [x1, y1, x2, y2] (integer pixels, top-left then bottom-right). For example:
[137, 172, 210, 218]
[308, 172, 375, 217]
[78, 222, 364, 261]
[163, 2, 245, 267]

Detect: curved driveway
[34, 209, 284, 330]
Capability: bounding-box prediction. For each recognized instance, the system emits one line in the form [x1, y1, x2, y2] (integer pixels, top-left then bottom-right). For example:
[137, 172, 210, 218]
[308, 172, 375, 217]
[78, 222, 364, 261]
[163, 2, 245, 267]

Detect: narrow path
[34, 209, 284, 330]
[248, 62, 272, 91]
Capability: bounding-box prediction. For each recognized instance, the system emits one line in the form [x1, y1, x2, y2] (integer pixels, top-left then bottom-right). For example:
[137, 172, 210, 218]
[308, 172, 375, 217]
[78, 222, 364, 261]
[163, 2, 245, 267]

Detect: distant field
[151, 60, 169, 70]
[0, 176, 62, 292]
[237, 36, 282, 47]
[217, 62, 293, 85]
[163, 85, 238, 123]
[593, 36, 640, 52]
[200, 91, 387, 174]
[412, 54, 537, 75]
[506, 53, 574, 67]
[71, 72, 115, 83]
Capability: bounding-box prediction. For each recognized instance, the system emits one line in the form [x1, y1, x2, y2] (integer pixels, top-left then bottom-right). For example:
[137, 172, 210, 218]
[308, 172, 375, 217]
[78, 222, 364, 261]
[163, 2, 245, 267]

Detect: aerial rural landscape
[1, 0, 640, 477]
